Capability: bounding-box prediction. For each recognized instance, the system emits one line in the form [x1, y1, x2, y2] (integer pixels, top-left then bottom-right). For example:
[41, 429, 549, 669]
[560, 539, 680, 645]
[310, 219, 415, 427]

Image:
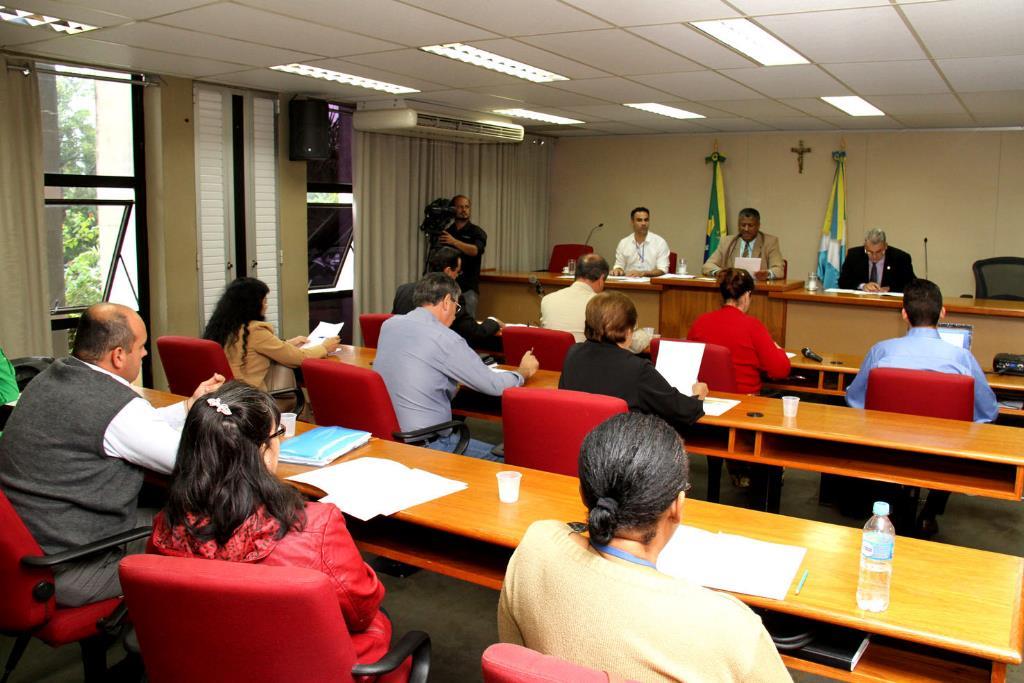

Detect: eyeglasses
[269, 425, 287, 441]
[452, 299, 462, 314]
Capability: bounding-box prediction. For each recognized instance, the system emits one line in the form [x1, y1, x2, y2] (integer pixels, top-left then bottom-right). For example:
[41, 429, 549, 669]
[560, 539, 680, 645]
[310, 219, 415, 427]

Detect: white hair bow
[206, 397, 232, 416]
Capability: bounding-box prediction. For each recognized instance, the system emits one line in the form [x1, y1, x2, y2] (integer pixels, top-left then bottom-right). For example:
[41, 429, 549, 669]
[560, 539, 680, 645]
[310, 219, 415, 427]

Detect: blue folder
[278, 426, 372, 466]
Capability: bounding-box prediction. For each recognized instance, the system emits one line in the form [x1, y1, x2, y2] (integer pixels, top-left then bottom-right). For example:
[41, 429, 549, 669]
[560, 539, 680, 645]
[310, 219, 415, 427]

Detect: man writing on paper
[376, 273, 539, 460]
[845, 279, 997, 537]
[611, 207, 669, 278]
[0, 303, 224, 606]
[541, 254, 652, 353]
[702, 208, 785, 281]
[838, 228, 916, 293]
[438, 194, 486, 318]
[393, 246, 503, 349]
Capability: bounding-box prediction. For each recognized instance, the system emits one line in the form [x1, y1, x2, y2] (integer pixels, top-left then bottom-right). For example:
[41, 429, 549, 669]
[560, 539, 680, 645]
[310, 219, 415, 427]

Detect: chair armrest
[393, 421, 470, 455]
[21, 526, 153, 568]
[351, 630, 430, 682]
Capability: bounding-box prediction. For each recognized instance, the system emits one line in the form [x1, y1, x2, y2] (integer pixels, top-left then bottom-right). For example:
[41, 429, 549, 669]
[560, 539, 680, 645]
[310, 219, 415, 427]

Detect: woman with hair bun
[498, 412, 790, 682]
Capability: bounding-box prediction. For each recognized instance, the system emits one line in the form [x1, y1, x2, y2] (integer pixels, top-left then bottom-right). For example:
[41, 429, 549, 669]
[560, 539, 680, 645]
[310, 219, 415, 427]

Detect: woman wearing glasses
[149, 382, 392, 664]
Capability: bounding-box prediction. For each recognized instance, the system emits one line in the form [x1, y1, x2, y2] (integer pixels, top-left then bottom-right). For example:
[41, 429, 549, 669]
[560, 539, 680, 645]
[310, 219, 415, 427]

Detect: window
[307, 104, 354, 293]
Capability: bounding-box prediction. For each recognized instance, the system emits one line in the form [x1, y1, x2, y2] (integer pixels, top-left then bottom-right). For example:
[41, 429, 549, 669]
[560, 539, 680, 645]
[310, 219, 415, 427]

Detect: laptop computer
[937, 322, 973, 351]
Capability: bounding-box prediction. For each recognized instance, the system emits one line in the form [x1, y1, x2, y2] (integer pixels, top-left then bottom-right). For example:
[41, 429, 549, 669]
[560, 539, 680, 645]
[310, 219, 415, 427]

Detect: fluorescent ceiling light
[821, 96, 885, 117]
[690, 19, 807, 66]
[493, 109, 583, 125]
[0, 5, 96, 33]
[623, 103, 705, 120]
[420, 43, 568, 83]
[270, 64, 419, 94]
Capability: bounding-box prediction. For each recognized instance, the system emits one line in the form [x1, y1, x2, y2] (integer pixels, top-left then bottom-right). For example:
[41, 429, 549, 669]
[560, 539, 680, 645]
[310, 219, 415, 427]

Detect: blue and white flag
[816, 150, 847, 288]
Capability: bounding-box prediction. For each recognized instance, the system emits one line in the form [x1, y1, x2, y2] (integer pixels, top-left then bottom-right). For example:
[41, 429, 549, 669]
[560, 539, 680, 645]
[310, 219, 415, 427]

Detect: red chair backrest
[482, 643, 621, 683]
[359, 314, 393, 349]
[547, 244, 594, 273]
[649, 338, 737, 393]
[302, 358, 401, 441]
[156, 336, 234, 396]
[0, 489, 55, 631]
[120, 554, 357, 683]
[866, 368, 974, 421]
[502, 327, 576, 371]
[502, 388, 628, 476]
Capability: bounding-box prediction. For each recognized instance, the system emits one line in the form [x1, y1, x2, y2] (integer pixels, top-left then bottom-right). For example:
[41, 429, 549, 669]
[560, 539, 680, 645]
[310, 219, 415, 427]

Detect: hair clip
[206, 397, 232, 416]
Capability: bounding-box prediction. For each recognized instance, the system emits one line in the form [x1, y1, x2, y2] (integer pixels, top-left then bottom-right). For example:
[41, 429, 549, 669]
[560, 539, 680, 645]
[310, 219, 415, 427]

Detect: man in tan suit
[702, 208, 785, 281]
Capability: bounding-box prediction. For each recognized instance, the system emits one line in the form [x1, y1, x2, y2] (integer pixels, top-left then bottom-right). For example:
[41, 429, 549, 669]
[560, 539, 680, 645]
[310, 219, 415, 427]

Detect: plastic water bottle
[856, 501, 895, 612]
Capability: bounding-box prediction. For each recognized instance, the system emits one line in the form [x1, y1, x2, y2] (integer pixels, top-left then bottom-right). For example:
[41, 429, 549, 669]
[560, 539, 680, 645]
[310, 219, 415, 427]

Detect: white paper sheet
[286, 457, 468, 521]
[825, 288, 903, 298]
[655, 340, 704, 394]
[302, 321, 344, 348]
[786, 352, 797, 358]
[701, 397, 740, 416]
[734, 256, 763, 277]
[656, 273, 695, 280]
[657, 525, 807, 600]
[606, 276, 651, 283]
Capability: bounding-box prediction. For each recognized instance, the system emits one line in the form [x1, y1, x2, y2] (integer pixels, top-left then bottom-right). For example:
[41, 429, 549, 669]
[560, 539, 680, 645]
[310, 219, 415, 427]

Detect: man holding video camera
[439, 194, 486, 317]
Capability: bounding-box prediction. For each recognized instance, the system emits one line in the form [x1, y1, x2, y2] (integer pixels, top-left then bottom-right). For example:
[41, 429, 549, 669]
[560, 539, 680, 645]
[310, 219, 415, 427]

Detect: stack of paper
[825, 288, 903, 298]
[655, 340, 704, 394]
[302, 321, 344, 349]
[286, 457, 468, 521]
[606, 275, 651, 283]
[657, 525, 807, 600]
[657, 273, 695, 280]
[278, 426, 371, 466]
[701, 397, 740, 416]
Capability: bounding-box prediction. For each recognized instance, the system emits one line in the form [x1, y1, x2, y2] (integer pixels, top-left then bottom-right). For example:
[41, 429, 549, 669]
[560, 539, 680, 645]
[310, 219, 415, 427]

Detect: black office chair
[10, 356, 54, 391]
[973, 257, 1024, 301]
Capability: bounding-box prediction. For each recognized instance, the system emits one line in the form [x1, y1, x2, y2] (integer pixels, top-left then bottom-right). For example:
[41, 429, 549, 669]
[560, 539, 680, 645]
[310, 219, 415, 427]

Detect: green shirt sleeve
[0, 349, 19, 403]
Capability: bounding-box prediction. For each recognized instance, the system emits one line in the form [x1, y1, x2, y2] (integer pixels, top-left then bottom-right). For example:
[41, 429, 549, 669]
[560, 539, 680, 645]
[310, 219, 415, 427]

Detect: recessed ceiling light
[0, 5, 96, 33]
[623, 103, 705, 120]
[493, 109, 583, 125]
[821, 96, 885, 117]
[420, 43, 568, 83]
[690, 19, 807, 66]
[269, 64, 419, 94]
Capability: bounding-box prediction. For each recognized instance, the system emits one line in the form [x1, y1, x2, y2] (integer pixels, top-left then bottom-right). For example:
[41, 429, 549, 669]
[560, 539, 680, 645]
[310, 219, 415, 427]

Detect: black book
[795, 628, 871, 671]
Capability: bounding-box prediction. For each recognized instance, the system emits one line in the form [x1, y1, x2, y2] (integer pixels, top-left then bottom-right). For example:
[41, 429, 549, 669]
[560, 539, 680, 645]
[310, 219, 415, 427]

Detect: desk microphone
[527, 274, 545, 297]
[923, 236, 929, 280]
[801, 347, 824, 363]
[584, 222, 604, 246]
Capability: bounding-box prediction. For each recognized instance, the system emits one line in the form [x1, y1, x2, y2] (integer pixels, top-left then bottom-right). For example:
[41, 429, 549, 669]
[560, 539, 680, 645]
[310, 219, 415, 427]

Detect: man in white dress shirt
[611, 207, 670, 277]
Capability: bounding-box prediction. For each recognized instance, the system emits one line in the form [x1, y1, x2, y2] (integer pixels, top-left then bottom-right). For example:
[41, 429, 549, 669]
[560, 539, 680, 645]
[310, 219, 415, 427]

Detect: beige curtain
[0, 57, 50, 358]
[352, 132, 552, 337]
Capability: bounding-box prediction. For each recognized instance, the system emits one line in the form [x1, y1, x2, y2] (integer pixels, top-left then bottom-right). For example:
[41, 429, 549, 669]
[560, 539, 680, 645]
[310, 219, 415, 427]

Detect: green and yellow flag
[704, 150, 727, 261]
[816, 150, 847, 288]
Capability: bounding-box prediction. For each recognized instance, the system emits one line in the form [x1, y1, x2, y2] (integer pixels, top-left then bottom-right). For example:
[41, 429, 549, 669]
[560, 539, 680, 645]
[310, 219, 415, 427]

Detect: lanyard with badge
[634, 240, 647, 268]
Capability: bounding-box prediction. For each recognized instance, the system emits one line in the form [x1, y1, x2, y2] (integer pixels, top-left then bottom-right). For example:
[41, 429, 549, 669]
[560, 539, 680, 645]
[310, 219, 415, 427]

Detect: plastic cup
[280, 412, 297, 437]
[496, 471, 522, 503]
[642, 326, 655, 337]
[781, 396, 800, 418]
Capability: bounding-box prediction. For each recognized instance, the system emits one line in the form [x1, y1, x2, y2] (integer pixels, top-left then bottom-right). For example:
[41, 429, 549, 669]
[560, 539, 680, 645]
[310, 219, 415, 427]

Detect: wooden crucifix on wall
[791, 140, 812, 173]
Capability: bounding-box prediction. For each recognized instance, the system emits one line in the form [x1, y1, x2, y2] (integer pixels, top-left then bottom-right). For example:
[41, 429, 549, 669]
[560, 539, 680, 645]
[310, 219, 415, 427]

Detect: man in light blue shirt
[375, 272, 538, 460]
[845, 278, 998, 536]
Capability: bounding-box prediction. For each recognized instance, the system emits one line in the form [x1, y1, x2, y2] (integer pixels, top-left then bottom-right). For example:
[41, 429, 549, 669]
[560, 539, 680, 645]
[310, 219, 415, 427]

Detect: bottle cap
[872, 501, 890, 516]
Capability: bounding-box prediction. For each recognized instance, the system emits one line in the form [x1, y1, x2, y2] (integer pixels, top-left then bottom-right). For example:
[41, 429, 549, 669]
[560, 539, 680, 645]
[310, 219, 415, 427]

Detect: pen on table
[795, 569, 809, 595]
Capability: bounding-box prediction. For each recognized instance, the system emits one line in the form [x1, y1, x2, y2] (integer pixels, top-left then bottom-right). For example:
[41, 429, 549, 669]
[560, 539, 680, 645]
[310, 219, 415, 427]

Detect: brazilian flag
[704, 151, 726, 261]
[816, 150, 847, 289]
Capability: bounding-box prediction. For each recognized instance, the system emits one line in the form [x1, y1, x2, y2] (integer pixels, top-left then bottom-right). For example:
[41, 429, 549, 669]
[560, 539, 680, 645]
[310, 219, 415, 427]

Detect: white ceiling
[3, 0, 1023, 135]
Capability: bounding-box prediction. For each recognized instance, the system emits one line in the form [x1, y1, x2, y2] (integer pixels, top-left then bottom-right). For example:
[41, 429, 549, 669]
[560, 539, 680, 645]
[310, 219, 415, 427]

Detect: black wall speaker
[289, 99, 329, 161]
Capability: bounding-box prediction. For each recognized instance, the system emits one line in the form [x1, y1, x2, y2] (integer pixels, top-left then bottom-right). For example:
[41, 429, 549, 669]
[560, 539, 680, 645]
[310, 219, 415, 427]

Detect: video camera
[419, 198, 455, 239]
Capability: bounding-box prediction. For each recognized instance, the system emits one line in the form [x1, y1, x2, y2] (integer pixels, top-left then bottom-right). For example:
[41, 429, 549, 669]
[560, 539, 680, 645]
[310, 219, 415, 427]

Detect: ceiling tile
[17, 35, 246, 77]
[819, 115, 903, 129]
[699, 117, 776, 131]
[152, 3, 401, 57]
[721, 65, 850, 98]
[61, 0, 216, 20]
[413, 89, 528, 111]
[469, 82, 606, 108]
[343, 49, 524, 88]
[236, 0, 498, 46]
[400, 0, 610, 35]
[632, 71, 761, 100]
[466, 38, 607, 80]
[730, 0, 890, 12]
[87, 22, 317, 67]
[892, 113, 977, 127]
[638, 118, 715, 133]
[206, 68, 361, 97]
[558, 103, 662, 121]
[0, 21, 56, 47]
[937, 56, 1024, 93]
[757, 117, 837, 131]
[902, 0, 1024, 59]
[10, 0, 131, 25]
[548, 77, 677, 102]
[628, 24, 754, 70]
[779, 97, 846, 117]
[970, 112, 1024, 126]
[703, 98, 804, 117]
[578, 121, 660, 134]
[867, 93, 965, 116]
[521, 29, 703, 75]
[301, 57, 448, 92]
[959, 91, 1024, 116]
[758, 6, 925, 63]
[560, 0, 739, 25]
[823, 61, 948, 96]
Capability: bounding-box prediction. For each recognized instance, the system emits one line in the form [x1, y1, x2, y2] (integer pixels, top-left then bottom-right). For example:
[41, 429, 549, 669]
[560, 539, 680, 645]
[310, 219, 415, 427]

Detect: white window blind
[250, 96, 280, 326]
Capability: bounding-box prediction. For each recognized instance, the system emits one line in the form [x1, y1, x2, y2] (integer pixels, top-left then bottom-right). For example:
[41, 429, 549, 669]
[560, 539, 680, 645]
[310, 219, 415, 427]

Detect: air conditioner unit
[353, 107, 524, 143]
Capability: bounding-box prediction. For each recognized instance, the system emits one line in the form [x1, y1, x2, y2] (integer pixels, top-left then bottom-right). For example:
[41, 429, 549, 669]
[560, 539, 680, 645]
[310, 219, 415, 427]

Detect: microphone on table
[801, 347, 824, 363]
[923, 236, 929, 280]
[584, 222, 604, 246]
[527, 274, 545, 297]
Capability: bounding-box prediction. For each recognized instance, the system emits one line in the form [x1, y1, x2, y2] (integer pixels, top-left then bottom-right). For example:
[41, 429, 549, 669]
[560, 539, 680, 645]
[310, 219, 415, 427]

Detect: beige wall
[548, 130, 1024, 297]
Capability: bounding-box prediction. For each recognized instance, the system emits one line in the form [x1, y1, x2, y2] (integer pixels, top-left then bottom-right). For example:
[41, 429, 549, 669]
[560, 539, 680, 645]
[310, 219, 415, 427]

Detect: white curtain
[0, 58, 50, 357]
[352, 132, 552, 334]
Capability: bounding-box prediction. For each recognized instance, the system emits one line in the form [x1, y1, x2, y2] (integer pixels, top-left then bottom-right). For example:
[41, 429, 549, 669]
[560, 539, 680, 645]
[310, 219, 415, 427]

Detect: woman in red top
[687, 268, 791, 395]
[149, 381, 391, 665]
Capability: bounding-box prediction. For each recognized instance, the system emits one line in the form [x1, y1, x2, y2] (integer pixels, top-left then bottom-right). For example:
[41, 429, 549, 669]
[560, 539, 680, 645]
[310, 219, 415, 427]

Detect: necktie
[870, 261, 878, 284]
[743, 241, 752, 258]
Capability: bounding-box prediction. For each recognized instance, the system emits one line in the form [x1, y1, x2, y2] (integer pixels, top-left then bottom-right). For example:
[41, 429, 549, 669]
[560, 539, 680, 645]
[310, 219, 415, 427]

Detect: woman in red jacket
[687, 268, 791, 395]
[149, 381, 390, 664]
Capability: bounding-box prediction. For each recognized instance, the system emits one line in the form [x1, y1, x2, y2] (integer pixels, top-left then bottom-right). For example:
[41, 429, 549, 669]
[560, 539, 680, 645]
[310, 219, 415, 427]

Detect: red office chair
[302, 358, 470, 453]
[156, 335, 304, 412]
[502, 327, 576, 371]
[482, 643, 631, 683]
[502, 388, 628, 476]
[547, 244, 593, 273]
[668, 252, 678, 274]
[119, 555, 430, 683]
[648, 339, 737, 392]
[0, 489, 150, 683]
[359, 313, 393, 349]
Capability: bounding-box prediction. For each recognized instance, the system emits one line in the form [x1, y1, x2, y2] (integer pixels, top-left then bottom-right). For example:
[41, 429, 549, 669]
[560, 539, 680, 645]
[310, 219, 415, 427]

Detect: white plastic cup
[281, 412, 298, 437]
[781, 396, 800, 418]
[496, 471, 522, 503]
[642, 326, 655, 337]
